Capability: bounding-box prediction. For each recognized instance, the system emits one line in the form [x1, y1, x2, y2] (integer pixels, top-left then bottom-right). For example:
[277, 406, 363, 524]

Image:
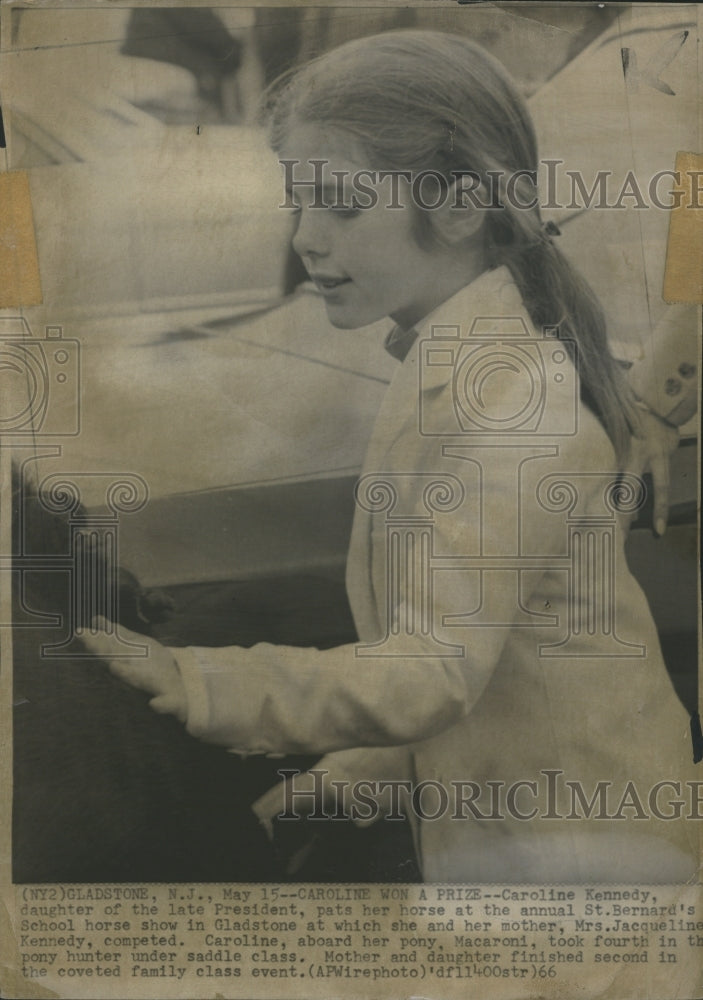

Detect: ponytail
[478, 160, 639, 466]
[494, 232, 639, 465]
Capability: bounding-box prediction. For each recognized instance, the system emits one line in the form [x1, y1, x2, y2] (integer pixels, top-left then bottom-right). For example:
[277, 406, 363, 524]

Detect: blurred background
[5, 4, 631, 315]
[2, 4, 699, 882]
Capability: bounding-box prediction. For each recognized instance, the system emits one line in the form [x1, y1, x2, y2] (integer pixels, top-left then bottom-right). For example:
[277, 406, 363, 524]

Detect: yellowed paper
[1, 3, 700, 999]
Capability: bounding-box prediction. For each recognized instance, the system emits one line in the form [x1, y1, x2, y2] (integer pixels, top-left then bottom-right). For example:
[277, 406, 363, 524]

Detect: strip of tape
[0, 170, 42, 308]
[663, 151, 703, 305]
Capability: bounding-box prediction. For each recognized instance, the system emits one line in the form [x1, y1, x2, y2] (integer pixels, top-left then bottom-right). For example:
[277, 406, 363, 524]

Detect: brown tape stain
[1, 172, 41, 307]
[663, 151, 703, 305]
[0, 171, 43, 308]
[0, 898, 60, 999]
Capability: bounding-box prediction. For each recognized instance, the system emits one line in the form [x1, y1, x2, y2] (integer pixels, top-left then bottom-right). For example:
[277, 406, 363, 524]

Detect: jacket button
[678, 362, 696, 378]
[664, 377, 682, 396]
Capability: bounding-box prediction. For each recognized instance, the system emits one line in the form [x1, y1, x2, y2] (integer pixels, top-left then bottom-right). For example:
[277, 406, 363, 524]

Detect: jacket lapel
[346, 338, 425, 641]
[346, 266, 526, 642]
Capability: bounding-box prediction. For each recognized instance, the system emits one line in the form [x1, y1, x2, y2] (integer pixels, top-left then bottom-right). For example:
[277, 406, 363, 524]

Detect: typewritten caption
[10, 882, 702, 998]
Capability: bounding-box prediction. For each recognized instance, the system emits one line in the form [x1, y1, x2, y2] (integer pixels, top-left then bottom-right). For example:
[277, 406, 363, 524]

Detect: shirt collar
[383, 323, 419, 362]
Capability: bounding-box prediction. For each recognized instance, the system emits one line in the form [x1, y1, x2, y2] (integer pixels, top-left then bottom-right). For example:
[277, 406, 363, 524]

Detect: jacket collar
[387, 265, 534, 391]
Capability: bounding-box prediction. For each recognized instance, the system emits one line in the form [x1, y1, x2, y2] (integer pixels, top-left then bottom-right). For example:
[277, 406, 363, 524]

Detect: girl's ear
[433, 177, 487, 245]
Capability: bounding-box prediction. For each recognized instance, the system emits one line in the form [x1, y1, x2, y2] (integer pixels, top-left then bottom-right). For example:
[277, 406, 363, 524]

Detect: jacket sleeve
[622, 304, 697, 426]
[174, 637, 470, 755]
[172, 409, 609, 756]
[171, 504, 487, 755]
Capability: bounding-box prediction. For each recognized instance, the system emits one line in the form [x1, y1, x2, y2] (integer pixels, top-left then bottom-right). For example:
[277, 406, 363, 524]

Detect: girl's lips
[310, 275, 352, 292]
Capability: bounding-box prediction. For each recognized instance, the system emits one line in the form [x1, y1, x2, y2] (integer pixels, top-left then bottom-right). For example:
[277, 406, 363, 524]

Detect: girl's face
[279, 123, 481, 330]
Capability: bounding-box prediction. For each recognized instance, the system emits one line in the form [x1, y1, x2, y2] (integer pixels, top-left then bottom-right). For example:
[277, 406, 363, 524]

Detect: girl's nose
[291, 207, 330, 259]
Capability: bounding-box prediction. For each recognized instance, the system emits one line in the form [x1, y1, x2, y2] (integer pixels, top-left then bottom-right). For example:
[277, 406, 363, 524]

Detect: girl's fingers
[81, 619, 114, 656]
[83, 620, 184, 712]
[109, 657, 156, 692]
[149, 694, 187, 723]
[149, 694, 173, 714]
[90, 615, 146, 646]
[648, 449, 671, 537]
[626, 415, 678, 538]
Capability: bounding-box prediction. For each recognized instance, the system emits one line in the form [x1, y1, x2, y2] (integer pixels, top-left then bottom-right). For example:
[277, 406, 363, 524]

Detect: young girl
[86, 30, 697, 882]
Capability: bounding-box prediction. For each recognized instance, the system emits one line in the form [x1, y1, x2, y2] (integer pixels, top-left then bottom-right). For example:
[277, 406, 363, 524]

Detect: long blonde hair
[263, 30, 638, 462]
